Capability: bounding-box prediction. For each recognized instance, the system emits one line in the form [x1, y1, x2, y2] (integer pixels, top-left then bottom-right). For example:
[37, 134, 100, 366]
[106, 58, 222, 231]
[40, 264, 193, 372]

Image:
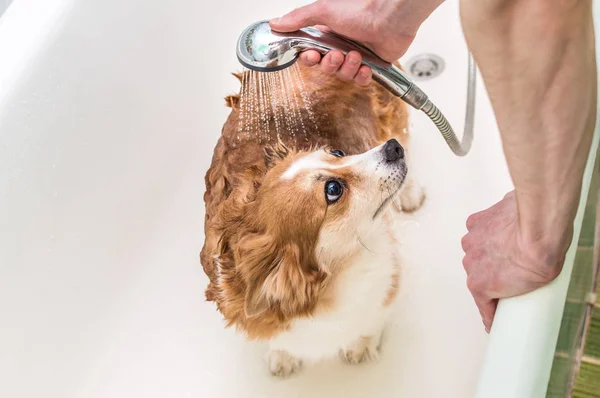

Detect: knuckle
[462, 255, 472, 271]
[466, 275, 483, 294]
[461, 234, 470, 251]
[466, 214, 477, 229]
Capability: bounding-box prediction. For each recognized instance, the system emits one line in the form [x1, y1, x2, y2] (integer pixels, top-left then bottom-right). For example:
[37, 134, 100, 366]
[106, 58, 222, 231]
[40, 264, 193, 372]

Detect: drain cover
[406, 53, 445, 81]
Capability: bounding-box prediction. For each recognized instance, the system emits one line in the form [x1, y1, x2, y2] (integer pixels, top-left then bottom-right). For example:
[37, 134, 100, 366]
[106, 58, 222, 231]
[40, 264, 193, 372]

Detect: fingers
[466, 211, 483, 230]
[473, 295, 498, 333]
[462, 190, 522, 334]
[466, 191, 515, 230]
[461, 233, 473, 252]
[273, 14, 374, 86]
[320, 50, 345, 74]
[467, 274, 498, 332]
[270, 2, 327, 32]
[311, 50, 372, 86]
[299, 50, 321, 67]
[354, 66, 372, 86]
[466, 259, 498, 333]
[336, 51, 362, 81]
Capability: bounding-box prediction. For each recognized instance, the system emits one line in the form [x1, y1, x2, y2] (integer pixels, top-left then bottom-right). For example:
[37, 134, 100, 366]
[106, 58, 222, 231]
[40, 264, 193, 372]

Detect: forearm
[460, 0, 597, 258]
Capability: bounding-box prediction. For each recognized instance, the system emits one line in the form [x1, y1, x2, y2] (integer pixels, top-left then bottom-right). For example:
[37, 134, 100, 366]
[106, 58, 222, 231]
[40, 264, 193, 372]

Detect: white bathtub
[0, 1, 598, 397]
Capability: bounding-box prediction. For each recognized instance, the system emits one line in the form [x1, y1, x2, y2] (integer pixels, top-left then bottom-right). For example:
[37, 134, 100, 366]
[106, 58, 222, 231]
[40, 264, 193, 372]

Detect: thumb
[270, 2, 327, 32]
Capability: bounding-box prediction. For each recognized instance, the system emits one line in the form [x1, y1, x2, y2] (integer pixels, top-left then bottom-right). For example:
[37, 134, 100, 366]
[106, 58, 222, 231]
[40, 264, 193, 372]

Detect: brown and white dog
[201, 63, 424, 377]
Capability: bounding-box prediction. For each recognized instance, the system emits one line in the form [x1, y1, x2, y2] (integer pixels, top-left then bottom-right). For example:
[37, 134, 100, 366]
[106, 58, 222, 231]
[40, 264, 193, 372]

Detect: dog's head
[211, 139, 407, 337]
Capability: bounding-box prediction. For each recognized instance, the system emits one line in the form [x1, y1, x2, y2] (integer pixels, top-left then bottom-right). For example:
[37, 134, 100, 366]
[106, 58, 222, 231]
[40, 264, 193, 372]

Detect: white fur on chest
[268, 229, 399, 362]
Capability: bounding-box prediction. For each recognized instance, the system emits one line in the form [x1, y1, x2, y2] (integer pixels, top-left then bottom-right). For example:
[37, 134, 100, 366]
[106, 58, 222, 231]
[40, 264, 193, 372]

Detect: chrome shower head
[236, 21, 298, 72]
[236, 20, 390, 73]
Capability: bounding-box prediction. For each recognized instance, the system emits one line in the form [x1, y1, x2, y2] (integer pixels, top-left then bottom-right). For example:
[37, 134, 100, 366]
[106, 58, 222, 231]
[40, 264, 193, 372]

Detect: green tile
[547, 355, 574, 398]
[553, 247, 595, 363]
[568, 248, 596, 302]
[573, 361, 600, 397]
[585, 311, 600, 359]
[579, 210, 597, 249]
[556, 301, 587, 353]
[570, 148, 600, 397]
[578, 157, 598, 248]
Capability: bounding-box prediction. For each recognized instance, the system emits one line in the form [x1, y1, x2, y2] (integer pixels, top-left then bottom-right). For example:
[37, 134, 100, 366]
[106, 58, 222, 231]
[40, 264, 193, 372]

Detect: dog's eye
[330, 149, 345, 158]
[325, 180, 344, 204]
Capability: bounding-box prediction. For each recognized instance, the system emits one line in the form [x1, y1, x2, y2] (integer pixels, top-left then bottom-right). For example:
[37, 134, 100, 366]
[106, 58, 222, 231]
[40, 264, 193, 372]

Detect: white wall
[0, 0, 13, 17]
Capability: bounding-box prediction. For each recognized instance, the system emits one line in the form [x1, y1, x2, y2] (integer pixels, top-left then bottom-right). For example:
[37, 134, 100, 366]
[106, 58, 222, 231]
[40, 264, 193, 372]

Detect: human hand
[270, 0, 445, 86]
[461, 191, 568, 332]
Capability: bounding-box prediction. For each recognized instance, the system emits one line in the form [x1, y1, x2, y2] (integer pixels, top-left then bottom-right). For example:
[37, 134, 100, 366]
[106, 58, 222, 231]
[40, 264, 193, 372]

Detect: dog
[201, 62, 424, 377]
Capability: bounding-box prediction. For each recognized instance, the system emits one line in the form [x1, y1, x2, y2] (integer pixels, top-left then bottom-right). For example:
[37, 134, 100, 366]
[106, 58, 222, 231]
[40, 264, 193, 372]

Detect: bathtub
[0, 0, 598, 397]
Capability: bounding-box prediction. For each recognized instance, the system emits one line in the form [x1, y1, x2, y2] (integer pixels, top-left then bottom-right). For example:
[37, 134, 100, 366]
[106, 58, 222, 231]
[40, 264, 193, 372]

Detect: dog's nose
[382, 139, 404, 162]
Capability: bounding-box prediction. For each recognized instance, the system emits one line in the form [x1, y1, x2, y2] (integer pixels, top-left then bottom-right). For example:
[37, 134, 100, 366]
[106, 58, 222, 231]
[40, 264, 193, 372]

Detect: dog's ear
[235, 234, 275, 318]
[232, 72, 243, 82]
[236, 234, 327, 319]
[225, 94, 240, 109]
[264, 137, 290, 167]
[225, 72, 244, 109]
[261, 243, 327, 316]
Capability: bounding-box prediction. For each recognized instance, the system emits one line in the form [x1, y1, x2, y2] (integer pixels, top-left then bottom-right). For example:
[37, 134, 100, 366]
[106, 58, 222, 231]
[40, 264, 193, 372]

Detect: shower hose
[420, 53, 476, 157]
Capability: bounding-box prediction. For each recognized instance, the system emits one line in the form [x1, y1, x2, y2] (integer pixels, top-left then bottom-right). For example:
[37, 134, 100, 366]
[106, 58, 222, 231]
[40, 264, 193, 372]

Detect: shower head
[235, 20, 476, 156]
[235, 21, 300, 72]
[236, 20, 391, 73]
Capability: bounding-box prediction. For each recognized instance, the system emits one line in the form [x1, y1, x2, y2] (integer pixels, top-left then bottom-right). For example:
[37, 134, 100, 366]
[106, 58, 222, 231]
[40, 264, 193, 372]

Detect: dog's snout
[382, 139, 404, 162]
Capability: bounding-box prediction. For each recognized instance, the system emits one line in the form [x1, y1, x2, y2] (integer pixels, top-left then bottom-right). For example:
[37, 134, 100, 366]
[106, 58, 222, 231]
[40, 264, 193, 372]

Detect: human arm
[460, 0, 596, 330]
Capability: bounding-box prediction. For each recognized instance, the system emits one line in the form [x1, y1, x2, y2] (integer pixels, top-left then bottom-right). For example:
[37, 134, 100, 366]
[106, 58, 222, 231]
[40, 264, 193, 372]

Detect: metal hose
[420, 53, 476, 156]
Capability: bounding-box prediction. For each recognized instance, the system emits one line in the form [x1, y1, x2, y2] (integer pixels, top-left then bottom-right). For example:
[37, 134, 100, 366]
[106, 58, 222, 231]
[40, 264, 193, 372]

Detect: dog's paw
[267, 350, 302, 378]
[399, 178, 425, 213]
[340, 336, 380, 365]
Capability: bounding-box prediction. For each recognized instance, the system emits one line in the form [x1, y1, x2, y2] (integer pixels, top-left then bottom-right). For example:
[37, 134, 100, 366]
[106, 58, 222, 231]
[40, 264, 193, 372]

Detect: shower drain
[405, 53, 445, 81]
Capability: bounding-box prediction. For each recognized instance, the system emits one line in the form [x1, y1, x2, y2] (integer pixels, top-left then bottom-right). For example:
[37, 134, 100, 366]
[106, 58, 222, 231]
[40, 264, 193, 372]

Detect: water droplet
[235, 64, 319, 149]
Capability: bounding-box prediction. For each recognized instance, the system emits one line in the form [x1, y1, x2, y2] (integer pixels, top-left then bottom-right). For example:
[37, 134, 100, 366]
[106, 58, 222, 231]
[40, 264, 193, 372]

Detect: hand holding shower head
[236, 21, 475, 156]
